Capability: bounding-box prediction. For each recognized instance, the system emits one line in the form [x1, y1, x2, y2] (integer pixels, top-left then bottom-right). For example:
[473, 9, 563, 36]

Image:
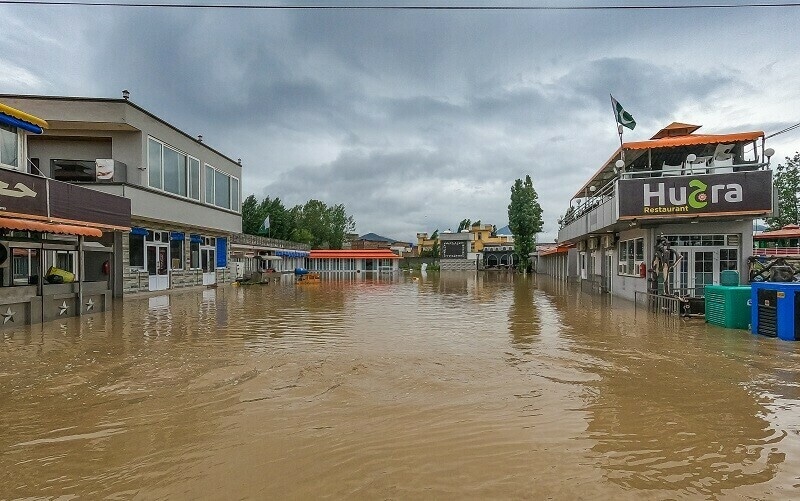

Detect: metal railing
[230, 233, 311, 250]
[753, 247, 800, 257]
[635, 291, 685, 316]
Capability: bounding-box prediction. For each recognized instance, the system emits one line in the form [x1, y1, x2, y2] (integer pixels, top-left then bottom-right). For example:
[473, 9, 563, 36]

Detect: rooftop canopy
[754, 224, 800, 240]
[572, 123, 765, 200]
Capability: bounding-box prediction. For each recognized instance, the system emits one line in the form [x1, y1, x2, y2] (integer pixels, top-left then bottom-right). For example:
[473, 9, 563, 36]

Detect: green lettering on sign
[688, 179, 707, 209]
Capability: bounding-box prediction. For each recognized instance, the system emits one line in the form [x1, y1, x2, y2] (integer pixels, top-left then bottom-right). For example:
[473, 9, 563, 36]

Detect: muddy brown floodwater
[1, 273, 799, 499]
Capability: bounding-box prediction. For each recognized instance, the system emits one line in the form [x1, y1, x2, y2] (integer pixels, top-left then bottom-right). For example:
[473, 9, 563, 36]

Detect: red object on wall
[639, 262, 647, 278]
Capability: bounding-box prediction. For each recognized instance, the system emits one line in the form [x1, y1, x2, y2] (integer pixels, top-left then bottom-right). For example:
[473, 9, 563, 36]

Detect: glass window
[163, 146, 187, 196]
[720, 249, 738, 271]
[148, 138, 163, 189]
[189, 157, 200, 200]
[190, 240, 200, 269]
[51, 159, 96, 182]
[635, 238, 644, 261]
[205, 165, 215, 204]
[231, 177, 240, 212]
[130, 233, 145, 268]
[215, 170, 230, 209]
[12, 248, 39, 286]
[0, 123, 18, 168]
[170, 236, 184, 270]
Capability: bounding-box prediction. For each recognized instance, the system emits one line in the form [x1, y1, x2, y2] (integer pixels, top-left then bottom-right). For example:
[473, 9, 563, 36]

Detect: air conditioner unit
[588, 237, 599, 250]
[576, 241, 586, 251]
[95, 159, 128, 182]
[601, 235, 614, 249]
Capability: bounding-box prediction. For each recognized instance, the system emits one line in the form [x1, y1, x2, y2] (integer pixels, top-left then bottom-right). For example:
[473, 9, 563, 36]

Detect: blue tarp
[0, 112, 43, 134]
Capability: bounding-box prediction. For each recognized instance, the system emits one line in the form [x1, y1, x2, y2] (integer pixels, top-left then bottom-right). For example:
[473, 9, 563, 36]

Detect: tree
[457, 218, 471, 232]
[508, 175, 544, 272]
[430, 229, 440, 257]
[241, 194, 265, 235]
[240, 194, 355, 247]
[767, 152, 800, 230]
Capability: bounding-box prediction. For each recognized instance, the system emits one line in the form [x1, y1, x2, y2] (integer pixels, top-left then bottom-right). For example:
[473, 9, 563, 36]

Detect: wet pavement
[1, 272, 798, 499]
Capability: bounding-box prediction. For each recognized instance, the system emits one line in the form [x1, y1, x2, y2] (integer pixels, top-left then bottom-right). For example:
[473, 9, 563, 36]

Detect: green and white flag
[611, 95, 636, 130]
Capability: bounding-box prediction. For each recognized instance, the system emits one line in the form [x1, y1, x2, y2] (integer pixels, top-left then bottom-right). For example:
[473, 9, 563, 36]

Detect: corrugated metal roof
[310, 249, 401, 259]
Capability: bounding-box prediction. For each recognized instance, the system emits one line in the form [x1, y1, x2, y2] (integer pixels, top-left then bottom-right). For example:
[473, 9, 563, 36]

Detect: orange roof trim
[624, 131, 764, 150]
[0, 217, 102, 237]
[754, 224, 800, 240]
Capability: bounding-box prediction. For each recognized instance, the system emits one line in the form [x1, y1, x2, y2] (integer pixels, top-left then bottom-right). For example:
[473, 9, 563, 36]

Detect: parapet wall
[440, 259, 477, 271]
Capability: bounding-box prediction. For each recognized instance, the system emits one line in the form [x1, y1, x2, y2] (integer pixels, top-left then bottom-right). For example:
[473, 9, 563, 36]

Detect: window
[190, 236, 200, 269]
[148, 137, 196, 198]
[0, 123, 19, 169]
[215, 170, 230, 209]
[170, 233, 184, 270]
[11, 248, 39, 286]
[720, 248, 738, 271]
[205, 164, 215, 204]
[51, 159, 97, 182]
[130, 231, 145, 268]
[231, 177, 240, 212]
[189, 157, 200, 200]
[618, 237, 644, 276]
[163, 146, 187, 196]
[148, 138, 163, 189]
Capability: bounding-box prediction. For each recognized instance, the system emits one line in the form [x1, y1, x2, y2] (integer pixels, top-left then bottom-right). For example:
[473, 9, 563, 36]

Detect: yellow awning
[0, 102, 48, 129]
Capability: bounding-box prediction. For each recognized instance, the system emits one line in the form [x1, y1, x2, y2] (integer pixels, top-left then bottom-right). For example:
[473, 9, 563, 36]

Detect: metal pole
[78, 235, 84, 317]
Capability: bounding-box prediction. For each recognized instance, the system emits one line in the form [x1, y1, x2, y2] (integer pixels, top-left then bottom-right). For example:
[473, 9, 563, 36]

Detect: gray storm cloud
[1, 2, 799, 242]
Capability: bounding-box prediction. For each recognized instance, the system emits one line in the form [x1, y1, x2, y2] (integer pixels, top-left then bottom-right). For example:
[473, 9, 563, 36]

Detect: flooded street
[1, 273, 799, 499]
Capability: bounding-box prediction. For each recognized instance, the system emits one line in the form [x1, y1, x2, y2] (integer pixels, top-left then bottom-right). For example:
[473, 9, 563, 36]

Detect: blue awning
[170, 231, 184, 241]
[130, 227, 147, 236]
[190, 234, 202, 243]
[0, 112, 43, 134]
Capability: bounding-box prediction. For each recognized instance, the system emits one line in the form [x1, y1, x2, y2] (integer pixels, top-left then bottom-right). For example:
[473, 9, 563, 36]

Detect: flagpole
[610, 94, 625, 164]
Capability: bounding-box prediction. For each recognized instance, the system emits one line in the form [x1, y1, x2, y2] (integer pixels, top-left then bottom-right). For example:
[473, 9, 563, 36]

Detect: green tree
[430, 229, 440, 258]
[241, 194, 266, 235]
[291, 199, 356, 248]
[508, 175, 544, 272]
[457, 218, 471, 232]
[767, 152, 800, 230]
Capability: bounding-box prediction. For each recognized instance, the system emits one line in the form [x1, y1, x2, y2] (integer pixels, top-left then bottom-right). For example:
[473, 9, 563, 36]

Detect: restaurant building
[307, 249, 401, 273]
[0, 101, 131, 325]
[553, 122, 775, 300]
[0, 93, 242, 294]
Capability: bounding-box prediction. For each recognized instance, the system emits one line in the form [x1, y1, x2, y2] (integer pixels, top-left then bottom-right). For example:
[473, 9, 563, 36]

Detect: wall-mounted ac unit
[601, 235, 615, 249]
[576, 241, 586, 251]
[95, 159, 128, 183]
[588, 237, 599, 250]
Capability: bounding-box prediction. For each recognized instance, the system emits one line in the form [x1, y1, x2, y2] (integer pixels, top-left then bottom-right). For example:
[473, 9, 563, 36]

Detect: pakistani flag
[611, 95, 636, 130]
[263, 215, 270, 230]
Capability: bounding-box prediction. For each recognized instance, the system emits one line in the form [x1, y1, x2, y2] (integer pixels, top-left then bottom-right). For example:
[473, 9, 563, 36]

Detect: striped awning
[0, 102, 49, 135]
[0, 216, 102, 237]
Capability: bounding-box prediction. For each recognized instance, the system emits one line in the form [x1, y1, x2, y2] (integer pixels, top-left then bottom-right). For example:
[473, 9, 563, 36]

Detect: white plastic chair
[687, 155, 712, 174]
[710, 144, 735, 173]
[661, 162, 683, 176]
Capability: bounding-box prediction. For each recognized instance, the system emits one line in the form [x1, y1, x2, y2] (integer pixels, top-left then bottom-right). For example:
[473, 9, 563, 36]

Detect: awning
[0, 217, 102, 237]
[0, 102, 48, 135]
[259, 255, 283, 261]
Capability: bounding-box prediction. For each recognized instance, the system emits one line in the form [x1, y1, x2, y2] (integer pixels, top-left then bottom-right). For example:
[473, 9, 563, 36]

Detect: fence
[634, 291, 690, 317]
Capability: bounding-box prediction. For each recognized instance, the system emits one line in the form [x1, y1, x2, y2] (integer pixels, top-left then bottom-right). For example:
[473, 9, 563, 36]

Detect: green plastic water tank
[720, 270, 740, 286]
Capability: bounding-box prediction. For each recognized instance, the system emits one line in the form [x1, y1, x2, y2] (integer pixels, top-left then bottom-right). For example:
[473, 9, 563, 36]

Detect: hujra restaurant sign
[617, 170, 773, 218]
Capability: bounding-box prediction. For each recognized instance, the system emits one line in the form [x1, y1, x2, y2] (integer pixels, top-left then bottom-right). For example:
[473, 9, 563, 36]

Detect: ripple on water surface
[0, 273, 798, 499]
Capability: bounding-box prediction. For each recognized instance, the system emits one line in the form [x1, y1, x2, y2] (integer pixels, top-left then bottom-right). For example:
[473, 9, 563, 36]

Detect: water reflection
[0, 274, 797, 498]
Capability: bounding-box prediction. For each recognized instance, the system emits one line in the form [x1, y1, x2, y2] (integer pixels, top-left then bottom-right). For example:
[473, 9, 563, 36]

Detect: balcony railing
[753, 247, 800, 257]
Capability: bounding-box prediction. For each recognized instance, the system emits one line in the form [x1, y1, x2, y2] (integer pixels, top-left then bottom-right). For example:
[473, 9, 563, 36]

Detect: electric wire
[0, 0, 800, 9]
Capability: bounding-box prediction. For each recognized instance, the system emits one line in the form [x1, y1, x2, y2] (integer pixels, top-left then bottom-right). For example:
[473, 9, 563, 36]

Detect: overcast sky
[2, 0, 799, 243]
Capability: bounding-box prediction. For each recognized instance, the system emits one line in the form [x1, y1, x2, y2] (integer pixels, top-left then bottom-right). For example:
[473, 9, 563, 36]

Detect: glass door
[201, 238, 216, 285]
[147, 243, 169, 291]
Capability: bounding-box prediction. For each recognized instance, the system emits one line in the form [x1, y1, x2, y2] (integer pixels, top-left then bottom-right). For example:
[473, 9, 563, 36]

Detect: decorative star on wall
[2, 307, 15, 324]
[86, 298, 94, 311]
[58, 301, 69, 316]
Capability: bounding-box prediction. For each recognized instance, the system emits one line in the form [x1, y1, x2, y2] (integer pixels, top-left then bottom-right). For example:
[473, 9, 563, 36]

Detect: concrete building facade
[0, 94, 243, 295]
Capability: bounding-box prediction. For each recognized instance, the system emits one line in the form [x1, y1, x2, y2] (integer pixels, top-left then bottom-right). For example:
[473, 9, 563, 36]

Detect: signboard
[441, 241, 467, 259]
[0, 168, 48, 217]
[618, 170, 772, 218]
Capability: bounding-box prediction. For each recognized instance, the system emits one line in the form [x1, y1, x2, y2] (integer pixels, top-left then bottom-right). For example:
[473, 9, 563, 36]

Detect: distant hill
[358, 232, 398, 243]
